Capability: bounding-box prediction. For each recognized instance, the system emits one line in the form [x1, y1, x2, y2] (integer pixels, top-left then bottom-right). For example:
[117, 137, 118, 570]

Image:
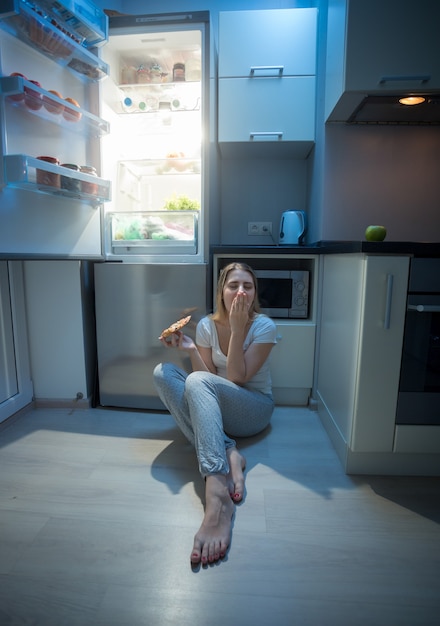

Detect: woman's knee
[185, 370, 213, 389]
[153, 362, 183, 386]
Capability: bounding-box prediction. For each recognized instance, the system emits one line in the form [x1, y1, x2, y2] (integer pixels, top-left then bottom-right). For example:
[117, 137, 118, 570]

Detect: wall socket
[248, 221, 272, 236]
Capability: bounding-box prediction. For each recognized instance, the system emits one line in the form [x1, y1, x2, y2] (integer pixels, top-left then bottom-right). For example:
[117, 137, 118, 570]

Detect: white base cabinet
[317, 254, 440, 475]
[272, 321, 316, 406]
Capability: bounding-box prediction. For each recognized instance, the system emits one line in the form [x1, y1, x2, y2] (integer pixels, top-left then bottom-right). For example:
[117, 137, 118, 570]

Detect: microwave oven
[254, 270, 309, 319]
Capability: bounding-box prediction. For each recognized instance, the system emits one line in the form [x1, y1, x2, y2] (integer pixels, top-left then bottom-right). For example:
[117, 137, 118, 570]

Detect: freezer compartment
[106, 210, 199, 258]
[0, 75, 109, 135]
[0, 0, 108, 80]
[4, 154, 111, 204]
[94, 262, 207, 410]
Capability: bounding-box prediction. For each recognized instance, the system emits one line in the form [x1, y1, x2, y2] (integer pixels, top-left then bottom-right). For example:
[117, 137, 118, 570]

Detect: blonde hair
[211, 262, 261, 322]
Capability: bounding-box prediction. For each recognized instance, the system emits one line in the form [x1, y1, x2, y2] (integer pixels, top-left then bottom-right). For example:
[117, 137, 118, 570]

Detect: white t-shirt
[196, 313, 277, 395]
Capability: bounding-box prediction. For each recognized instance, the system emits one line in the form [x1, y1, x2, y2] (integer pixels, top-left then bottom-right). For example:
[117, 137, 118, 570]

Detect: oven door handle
[407, 304, 440, 313]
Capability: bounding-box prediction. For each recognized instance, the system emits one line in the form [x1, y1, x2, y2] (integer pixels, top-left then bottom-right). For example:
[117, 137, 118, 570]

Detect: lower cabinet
[316, 253, 440, 475]
[271, 321, 316, 406]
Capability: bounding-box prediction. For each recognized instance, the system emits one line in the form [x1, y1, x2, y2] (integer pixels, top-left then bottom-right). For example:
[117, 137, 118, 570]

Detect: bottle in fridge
[99, 11, 210, 264]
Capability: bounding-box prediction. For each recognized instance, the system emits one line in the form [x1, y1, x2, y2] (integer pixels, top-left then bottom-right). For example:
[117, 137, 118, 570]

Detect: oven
[396, 258, 440, 426]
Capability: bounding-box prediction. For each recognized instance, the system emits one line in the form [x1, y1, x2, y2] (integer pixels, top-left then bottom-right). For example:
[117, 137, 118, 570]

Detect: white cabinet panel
[271, 322, 316, 388]
[218, 77, 315, 144]
[219, 9, 317, 78]
[351, 256, 409, 452]
[394, 425, 440, 454]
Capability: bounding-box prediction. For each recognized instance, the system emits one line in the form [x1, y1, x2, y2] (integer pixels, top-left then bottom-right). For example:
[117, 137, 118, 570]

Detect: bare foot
[191, 474, 234, 565]
[227, 447, 246, 503]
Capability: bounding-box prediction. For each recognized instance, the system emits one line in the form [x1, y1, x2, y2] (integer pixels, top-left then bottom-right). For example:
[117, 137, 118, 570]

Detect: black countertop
[212, 241, 440, 257]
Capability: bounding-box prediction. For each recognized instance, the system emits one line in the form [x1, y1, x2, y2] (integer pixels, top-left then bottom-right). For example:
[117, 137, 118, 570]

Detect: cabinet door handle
[250, 65, 284, 76]
[250, 131, 283, 141]
[379, 74, 431, 84]
[384, 274, 394, 330]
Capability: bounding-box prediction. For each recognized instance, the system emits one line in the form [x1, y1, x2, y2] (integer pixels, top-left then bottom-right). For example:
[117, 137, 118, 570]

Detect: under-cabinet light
[399, 96, 426, 106]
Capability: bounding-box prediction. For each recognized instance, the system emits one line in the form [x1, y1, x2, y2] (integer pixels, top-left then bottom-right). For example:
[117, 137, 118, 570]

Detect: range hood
[327, 92, 440, 125]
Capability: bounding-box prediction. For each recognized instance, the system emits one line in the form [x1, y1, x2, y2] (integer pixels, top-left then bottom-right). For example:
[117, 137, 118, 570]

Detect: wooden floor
[0, 405, 439, 626]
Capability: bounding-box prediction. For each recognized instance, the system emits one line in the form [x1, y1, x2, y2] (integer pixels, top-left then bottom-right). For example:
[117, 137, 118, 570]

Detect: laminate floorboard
[0, 405, 439, 626]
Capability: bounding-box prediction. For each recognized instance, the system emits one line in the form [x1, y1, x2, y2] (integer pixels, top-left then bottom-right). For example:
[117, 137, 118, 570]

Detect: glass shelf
[120, 158, 201, 177]
[115, 81, 201, 114]
[106, 210, 199, 257]
[4, 154, 111, 205]
[0, 75, 109, 136]
[0, 0, 108, 81]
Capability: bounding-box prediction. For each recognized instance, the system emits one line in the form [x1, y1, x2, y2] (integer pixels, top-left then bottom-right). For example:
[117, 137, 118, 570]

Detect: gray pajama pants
[153, 362, 274, 477]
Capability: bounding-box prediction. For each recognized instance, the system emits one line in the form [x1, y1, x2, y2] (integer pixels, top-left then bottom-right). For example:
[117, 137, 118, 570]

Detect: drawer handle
[250, 65, 284, 76]
[408, 304, 440, 313]
[250, 131, 283, 141]
[379, 74, 431, 84]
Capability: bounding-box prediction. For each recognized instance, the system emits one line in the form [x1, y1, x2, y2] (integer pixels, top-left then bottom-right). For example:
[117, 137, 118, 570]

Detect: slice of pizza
[159, 315, 191, 340]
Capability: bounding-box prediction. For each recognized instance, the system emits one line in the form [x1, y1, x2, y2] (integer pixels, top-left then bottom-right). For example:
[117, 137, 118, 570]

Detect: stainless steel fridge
[94, 11, 210, 409]
[94, 262, 207, 410]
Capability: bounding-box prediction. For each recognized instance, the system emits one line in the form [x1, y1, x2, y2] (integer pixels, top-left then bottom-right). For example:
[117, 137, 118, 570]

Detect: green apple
[365, 225, 387, 242]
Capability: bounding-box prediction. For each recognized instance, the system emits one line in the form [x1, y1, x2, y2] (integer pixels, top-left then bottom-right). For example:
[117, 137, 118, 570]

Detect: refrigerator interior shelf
[120, 158, 201, 177]
[107, 210, 198, 256]
[4, 154, 111, 204]
[0, 0, 108, 81]
[0, 75, 109, 136]
[117, 81, 201, 114]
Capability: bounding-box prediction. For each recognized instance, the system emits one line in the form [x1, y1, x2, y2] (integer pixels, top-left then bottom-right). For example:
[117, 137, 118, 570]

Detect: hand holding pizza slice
[159, 315, 191, 340]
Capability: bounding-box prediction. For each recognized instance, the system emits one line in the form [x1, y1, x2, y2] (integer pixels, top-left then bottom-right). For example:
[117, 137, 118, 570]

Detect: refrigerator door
[0, 1, 110, 259]
[94, 262, 207, 410]
[99, 12, 209, 264]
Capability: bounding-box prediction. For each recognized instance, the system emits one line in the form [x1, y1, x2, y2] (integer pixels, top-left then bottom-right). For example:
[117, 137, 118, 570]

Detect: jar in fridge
[173, 63, 185, 82]
[80, 165, 98, 195]
[36, 156, 60, 187]
[61, 163, 81, 193]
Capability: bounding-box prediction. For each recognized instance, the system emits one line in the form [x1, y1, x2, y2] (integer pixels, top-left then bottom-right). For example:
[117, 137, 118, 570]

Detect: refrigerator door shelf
[4, 154, 111, 205]
[0, 76, 110, 136]
[0, 0, 108, 81]
[24, 0, 108, 47]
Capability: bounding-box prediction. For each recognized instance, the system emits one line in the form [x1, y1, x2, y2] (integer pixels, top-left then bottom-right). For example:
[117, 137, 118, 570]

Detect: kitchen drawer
[218, 76, 315, 145]
[218, 9, 317, 78]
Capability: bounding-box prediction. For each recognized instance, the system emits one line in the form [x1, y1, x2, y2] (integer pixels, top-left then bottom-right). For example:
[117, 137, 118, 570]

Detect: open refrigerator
[0, 2, 211, 409]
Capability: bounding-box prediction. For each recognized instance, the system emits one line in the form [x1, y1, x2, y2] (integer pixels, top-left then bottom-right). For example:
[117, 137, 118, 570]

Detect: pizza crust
[159, 315, 191, 340]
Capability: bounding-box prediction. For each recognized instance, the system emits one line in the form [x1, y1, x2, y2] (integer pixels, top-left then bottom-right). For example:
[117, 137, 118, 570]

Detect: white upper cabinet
[325, 0, 440, 122]
[219, 9, 317, 78]
[218, 8, 317, 158]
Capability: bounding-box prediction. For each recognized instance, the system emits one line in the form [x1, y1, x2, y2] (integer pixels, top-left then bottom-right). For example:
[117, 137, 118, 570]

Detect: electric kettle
[278, 210, 307, 245]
